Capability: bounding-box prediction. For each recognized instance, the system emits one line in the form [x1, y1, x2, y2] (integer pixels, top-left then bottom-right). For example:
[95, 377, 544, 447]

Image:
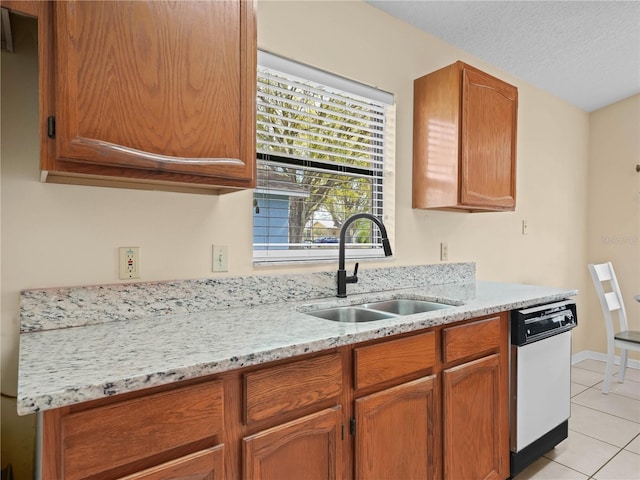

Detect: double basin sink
[307, 299, 452, 323]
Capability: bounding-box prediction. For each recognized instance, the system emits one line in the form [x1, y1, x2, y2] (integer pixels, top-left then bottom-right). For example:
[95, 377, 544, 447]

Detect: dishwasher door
[511, 329, 572, 451]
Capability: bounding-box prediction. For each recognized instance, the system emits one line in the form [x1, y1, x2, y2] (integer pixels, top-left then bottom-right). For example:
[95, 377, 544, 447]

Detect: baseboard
[572, 350, 640, 370]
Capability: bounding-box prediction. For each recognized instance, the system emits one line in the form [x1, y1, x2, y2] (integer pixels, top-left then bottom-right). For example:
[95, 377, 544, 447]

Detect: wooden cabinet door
[243, 407, 343, 480]
[51, 0, 255, 186]
[354, 376, 437, 480]
[460, 65, 517, 209]
[413, 61, 517, 211]
[118, 446, 224, 480]
[442, 354, 509, 480]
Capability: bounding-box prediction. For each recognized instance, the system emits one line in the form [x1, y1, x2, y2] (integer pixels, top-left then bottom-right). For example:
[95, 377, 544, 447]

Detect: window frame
[253, 51, 396, 265]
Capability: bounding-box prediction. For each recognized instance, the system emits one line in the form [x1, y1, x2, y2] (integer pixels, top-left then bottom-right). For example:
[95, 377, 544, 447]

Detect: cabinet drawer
[354, 332, 436, 390]
[118, 445, 224, 480]
[442, 316, 502, 363]
[244, 353, 343, 425]
[62, 381, 223, 480]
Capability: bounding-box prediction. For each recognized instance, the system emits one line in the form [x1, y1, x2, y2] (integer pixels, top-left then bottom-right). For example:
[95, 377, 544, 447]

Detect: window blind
[253, 52, 395, 263]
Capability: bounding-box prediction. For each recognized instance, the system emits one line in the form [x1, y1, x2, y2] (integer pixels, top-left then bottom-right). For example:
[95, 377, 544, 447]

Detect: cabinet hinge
[341, 423, 344, 440]
[47, 116, 55, 139]
[350, 417, 356, 436]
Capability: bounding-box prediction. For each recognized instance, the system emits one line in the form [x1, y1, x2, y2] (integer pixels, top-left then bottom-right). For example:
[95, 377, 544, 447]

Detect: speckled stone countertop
[17, 263, 577, 415]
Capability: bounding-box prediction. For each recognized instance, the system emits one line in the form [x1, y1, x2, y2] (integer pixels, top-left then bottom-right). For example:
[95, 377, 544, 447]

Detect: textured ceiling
[366, 0, 640, 112]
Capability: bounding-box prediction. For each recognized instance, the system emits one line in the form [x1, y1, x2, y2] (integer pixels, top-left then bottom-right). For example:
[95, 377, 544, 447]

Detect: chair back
[588, 262, 629, 337]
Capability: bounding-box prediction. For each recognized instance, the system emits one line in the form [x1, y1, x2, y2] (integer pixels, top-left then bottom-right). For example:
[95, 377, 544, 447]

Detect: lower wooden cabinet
[354, 375, 437, 480]
[442, 314, 510, 480]
[443, 355, 506, 479]
[243, 407, 343, 480]
[41, 314, 510, 480]
[118, 446, 224, 480]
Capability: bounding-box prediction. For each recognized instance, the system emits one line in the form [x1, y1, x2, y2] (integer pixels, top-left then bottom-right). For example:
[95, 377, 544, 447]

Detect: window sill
[253, 254, 394, 268]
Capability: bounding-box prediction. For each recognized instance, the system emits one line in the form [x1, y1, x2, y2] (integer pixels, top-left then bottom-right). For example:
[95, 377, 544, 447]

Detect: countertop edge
[17, 283, 577, 416]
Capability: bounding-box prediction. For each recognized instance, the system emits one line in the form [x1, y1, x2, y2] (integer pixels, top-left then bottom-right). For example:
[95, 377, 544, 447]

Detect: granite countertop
[17, 263, 577, 415]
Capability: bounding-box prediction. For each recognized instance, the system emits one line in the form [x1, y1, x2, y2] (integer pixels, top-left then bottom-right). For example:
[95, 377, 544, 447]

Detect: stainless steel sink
[307, 307, 396, 323]
[358, 299, 452, 315]
[306, 299, 452, 322]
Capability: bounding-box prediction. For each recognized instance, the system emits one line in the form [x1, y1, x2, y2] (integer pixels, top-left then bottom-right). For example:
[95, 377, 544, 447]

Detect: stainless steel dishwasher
[510, 299, 578, 477]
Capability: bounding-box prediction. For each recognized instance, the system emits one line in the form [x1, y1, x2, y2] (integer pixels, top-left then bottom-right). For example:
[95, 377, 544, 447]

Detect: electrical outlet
[440, 242, 448, 261]
[212, 245, 229, 272]
[119, 247, 140, 279]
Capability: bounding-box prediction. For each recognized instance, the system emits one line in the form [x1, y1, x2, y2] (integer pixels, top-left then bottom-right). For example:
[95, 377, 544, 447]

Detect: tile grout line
[572, 365, 640, 383]
[571, 386, 640, 424]
[566, 425, 639, 452]
[570, 396, 640, 425]
[544, 454, 608, 479]
[589, 444, 637, 479]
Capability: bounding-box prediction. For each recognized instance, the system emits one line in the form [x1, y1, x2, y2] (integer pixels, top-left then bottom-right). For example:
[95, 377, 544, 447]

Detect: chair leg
[603, 346, 615, 394]
[619, 348, 628, 383]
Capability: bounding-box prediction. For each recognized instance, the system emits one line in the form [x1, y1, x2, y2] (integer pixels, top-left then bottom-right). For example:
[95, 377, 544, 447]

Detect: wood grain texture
[354, 332, 436, 390]
[0, 0, 40, 16]
[460, 64, 518, 209]
[355, 376, 437, 480]
[42, 407, 67, 480]
[442, 315, 502, 363]
[413, 63, 461, 209]
[243, 407, 343, 480]
[442, 354, 507, 480]
[45, 0, 256, 189]
[222, 375, 245, 480]
[244, 353, 343, 425]
[118, 446, 224, 480]
[62, 381, 223, 480]
[412, 61, 517, 212]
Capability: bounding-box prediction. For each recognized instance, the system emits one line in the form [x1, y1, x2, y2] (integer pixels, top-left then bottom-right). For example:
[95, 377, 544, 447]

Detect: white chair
[588, 262, 640, 394]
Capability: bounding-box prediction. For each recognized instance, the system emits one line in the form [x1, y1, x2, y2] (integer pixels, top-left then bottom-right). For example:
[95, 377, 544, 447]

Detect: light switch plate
[212, 245, 228, 272]
[440, 242, 448, 261]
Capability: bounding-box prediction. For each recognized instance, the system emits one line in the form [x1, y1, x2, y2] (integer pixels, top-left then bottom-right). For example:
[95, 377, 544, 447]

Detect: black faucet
[337, 213, 393, 298]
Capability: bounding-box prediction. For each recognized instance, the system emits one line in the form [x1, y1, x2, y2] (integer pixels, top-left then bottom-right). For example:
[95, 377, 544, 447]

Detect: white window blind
[253, 51, 395, 263]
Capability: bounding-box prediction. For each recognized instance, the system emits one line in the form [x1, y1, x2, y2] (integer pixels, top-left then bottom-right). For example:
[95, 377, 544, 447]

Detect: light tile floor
[514, 359, 640, 480]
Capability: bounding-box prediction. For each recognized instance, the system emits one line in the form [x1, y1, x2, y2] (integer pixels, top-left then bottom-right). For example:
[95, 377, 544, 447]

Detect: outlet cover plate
[119, 247, 140, 279]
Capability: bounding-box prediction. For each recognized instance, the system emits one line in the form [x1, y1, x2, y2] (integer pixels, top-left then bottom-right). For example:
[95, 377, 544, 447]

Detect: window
[253, 51, 395, 263]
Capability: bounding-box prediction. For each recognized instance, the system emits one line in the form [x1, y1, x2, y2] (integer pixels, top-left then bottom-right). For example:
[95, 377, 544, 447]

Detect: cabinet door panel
[54, 0, 254, 181]
[355, 376, 437, 480]
[443, 354, 507, 480]
[118, 446, 223, 480]
[243, 407, 343, 480]
[460, 66, 517, 209]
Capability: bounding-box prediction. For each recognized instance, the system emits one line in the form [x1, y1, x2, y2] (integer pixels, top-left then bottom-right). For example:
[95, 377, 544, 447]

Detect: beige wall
[586, 94, 640, 355]
[1, 1, 596, 475]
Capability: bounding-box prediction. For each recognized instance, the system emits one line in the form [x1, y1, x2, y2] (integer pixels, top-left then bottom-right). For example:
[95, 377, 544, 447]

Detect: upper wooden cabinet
[42, 0, 256, 193]
[413, 61, 518, 211]
[0, 0, 41, 17]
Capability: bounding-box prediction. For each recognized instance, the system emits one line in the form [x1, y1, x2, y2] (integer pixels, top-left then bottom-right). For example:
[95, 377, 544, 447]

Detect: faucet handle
[345, 262, 359, 285]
